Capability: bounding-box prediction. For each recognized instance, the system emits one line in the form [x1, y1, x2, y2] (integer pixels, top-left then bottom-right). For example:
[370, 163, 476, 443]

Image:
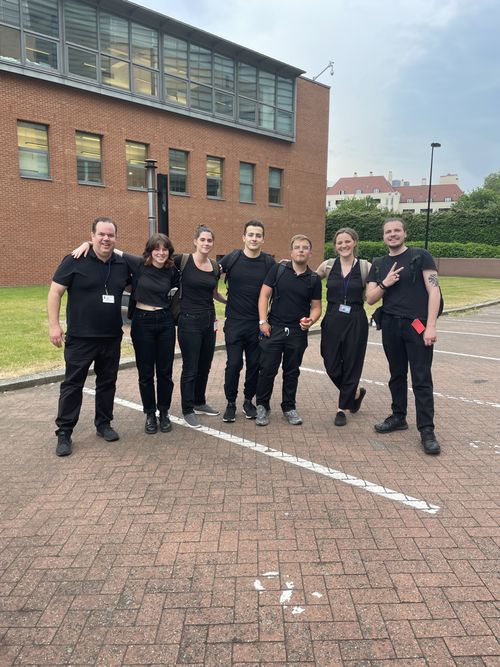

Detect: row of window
[16, 120, 285, 204]
[0, 0, 295, 137]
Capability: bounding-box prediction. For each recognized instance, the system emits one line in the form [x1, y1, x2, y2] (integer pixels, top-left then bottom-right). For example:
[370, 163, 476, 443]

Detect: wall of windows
[0, 0, 296, 138]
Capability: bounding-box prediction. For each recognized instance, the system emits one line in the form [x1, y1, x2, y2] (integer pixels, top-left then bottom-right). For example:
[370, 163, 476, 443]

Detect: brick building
[0, 0, 329, 285]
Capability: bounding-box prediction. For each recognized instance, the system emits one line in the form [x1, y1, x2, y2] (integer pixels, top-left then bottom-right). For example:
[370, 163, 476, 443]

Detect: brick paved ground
[0, 306, 499, 666]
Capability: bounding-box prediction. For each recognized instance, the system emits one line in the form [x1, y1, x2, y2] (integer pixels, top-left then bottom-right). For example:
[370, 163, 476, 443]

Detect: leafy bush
[324, 241, 500, 260]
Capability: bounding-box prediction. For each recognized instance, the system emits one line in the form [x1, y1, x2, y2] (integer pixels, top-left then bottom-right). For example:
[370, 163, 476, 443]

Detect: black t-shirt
[174, 254, 220, 313]
[264, 263, 322, 327]
[367, 247, 437, 319]
[326, 259, 364, 307]
[53, 250, 131, 337]
[124, 253, 179, 309]
[220, 251, 276, 320]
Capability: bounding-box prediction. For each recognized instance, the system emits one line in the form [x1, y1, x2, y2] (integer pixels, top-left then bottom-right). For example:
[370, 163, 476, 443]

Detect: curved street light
[424, 142, 441, 250]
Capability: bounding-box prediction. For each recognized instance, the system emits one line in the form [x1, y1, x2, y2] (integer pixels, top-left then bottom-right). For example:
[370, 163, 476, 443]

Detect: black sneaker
[159, 412, 172, 433]
[351, 388, 366, 414]
[242, 399, 257, 419]
[223, 402, 236, 422]
[145, 413, 158, 434]
[96, 424, 120, 441]
[334, 411, 347, 427]
[56, 432, 72, 457]
[420, 428, 441, 455]
[374, 415, 408, 434]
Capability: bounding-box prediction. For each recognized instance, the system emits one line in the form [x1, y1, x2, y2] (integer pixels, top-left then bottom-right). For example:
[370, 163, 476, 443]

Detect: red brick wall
[0, 71, 329, 285]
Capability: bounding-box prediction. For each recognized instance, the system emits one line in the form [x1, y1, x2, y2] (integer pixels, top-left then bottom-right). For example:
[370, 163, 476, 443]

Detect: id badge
[339, 304, 351, 314]
[102, 294, 115, 304]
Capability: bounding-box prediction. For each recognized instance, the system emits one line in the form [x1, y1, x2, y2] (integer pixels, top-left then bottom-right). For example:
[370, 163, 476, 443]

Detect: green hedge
[324, 241, 500, 260]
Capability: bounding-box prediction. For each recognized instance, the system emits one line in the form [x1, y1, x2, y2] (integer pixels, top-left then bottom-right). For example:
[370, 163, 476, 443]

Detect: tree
[453, 188, 500, 211]
[484, 171, 500, 193]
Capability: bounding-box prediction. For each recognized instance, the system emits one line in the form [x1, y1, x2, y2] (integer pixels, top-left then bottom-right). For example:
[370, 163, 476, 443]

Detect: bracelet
[377, 281, 386, 290]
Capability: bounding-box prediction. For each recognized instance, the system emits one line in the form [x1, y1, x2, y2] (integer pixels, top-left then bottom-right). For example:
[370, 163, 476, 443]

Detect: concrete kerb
[1, 298, 499, 394]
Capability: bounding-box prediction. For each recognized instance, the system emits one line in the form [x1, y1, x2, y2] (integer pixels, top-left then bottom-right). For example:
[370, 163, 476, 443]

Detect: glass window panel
[214, 53, 233, 91]
[76, 131, 102, 184]
[163, 34, 187, 77]
[168, 148, 188, 194]
[17, 121, 49, 178]
[276, 109, 293, 134]
[190, 82, 212, 112]
[133, 65, 158, 97]
[268, 167, 282, 205]
[239, 162, 254, 203]
[259, 103, 274, 130]
[237, 63, 256, 98]
[206, 156, 223, 198]
[0, 25, 21, 61]
[126, 140, 147, 189]
[101, 55, 129, 89]
[238, 97, 256, 123]
[189, 44, 211, 85]
[64, 0, 97, 49]
[214, 91, 233, 117]
[22, 0, 58, 36]
[277, 76, 293, 111]
[68, 46, 97, 79]
[99, 12, 128, 59]
[164, 75, 187, 105]
[0, 0, 20, 26]
[131, 22, 157, 68]
[258, 70, 275, 105]
[25, 34, 57, 68]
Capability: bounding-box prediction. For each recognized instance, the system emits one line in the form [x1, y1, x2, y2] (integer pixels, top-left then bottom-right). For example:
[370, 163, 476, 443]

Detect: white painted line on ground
[367, 341, 500, 362]
[82, 388, 441, 515]
[437, 330, 500, 338]
[300, 367, 500, 409]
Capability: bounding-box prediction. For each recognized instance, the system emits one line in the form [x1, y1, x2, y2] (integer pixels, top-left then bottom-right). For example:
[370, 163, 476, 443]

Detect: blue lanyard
[341, 259, 355, 304]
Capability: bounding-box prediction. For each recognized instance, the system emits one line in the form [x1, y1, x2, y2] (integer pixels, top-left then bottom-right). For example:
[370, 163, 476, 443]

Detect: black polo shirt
[264, 263, 322, 327]
[220, 251, 276, 320]
[53, 250, 131, 337]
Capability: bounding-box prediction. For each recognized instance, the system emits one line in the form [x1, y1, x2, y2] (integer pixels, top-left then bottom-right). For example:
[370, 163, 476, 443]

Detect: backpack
[272, 261, 319, 303]
[170, 253, 219, 324]
[324, 257, 370, 297]
[222, 249, 275, 284]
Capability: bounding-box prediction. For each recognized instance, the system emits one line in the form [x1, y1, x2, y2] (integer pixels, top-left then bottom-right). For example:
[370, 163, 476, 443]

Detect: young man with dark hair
[219, 220, 275, 422]
[48, 217, 131, 456]
[366, 218, 441, 455]
[255, 234, 322, 426]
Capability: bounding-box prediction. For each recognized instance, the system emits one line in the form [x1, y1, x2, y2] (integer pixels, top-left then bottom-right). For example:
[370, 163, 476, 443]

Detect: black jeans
[223, 318, 260, 403]
[177, 310, 216, 414]
[55, 335, 121, 435]
[381, 315, 434, 431]
[131, 309, 176, 414]
[256, 326, 308, 412]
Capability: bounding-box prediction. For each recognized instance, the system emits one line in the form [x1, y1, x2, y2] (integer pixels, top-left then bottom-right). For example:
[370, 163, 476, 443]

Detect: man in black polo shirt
[366, 218, 441, 455]
[48, 217, 131, 457]
[255, 234, 322, 426]
[219, 220, 275, 423]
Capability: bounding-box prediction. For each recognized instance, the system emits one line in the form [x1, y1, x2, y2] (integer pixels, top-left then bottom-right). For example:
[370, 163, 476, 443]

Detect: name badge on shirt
[102, 294, 115, 304]
[339, 304, 351, 314]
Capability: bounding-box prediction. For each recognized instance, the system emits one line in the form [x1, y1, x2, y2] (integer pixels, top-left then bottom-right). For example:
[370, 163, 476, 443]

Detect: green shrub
[324, 241, 500, 260]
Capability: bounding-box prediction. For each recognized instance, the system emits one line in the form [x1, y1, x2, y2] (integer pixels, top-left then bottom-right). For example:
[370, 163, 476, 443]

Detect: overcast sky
[136, 0, 499, 192]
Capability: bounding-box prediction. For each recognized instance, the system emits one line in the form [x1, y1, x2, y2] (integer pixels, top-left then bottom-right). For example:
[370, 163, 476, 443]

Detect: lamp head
[431, 142, 441, 148]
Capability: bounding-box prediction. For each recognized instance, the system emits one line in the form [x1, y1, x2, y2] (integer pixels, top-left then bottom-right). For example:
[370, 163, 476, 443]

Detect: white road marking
[367, 341, 500, 362]
[437, 330, 500, 338]
[82, 388, 441, 515]
[300, 368, 500, 409]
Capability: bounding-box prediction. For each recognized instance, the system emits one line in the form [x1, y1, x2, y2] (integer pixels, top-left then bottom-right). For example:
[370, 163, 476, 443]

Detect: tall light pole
[424, 142, 441, 249]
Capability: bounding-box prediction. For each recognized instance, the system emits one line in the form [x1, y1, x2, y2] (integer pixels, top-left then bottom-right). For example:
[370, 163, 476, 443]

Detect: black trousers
[256, 326, 308, 412]
[321, 306, 368, 410]
[177, 310, 216, 414]
[55, 335, 121, 435]
[381, 315, 434, 431]
[223, 318, 260, 403]
[131, 309, 176, 414]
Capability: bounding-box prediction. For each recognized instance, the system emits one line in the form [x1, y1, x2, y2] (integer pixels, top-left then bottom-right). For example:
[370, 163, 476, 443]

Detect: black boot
[145, 413, 158, 434]
[159, 411, 172, 433]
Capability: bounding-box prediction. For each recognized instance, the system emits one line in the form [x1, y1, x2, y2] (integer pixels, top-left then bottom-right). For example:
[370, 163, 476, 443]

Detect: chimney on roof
[353, 172, 358, 177]
[388, 170, 393, 182]
[369, 171, 373, 176]
[421, 178, 426, 186]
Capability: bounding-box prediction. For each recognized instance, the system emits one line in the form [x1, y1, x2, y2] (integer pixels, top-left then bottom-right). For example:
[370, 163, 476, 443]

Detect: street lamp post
[424, 142, 441, 250]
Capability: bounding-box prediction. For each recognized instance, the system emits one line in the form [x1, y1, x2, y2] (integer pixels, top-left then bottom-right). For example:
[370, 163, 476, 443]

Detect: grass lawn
[1, 277, 499, 379]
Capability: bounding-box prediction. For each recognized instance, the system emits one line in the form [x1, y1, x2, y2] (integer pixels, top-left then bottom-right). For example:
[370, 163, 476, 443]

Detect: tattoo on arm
[428, 273, 439, 287]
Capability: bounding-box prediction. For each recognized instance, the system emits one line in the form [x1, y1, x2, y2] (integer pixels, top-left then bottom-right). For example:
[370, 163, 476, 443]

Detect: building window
[126, 141, 147, 189]
[64, 0, 97, 49]
[240, 162, 254, 203]
[407, 198, 413, 203]
[76, 131, 102, 184]
[168, 148, 188, 194]
[355, 188, 362, 194]
[269, 167, 283, 205]
[444, 196, 452, 202]
[17, 121, 49, 178]
[22, 0, 59, 37]
[25, 34, 57, 68]
[373, 187, 380, 193]
[0, 24, 21, 62]
[207, 156, 223, 198]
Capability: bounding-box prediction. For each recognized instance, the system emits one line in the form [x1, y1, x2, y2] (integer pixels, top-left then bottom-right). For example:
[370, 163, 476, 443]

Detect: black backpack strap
[271, 261, 289, 301]
[222, 249, 242, 284]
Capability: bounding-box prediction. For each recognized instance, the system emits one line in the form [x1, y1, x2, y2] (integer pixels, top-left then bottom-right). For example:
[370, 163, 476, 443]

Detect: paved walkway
[1, 307, 499, 665]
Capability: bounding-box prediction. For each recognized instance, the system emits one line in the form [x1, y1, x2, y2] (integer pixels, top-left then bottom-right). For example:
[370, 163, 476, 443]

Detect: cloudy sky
[136, 0, 498, 192]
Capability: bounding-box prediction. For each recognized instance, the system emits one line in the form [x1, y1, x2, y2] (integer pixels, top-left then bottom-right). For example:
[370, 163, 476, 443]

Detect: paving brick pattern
[1, 307, 499, 665]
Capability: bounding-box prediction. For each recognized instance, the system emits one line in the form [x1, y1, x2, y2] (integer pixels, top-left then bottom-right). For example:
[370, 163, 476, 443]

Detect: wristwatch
[259, 319, 267, 325]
